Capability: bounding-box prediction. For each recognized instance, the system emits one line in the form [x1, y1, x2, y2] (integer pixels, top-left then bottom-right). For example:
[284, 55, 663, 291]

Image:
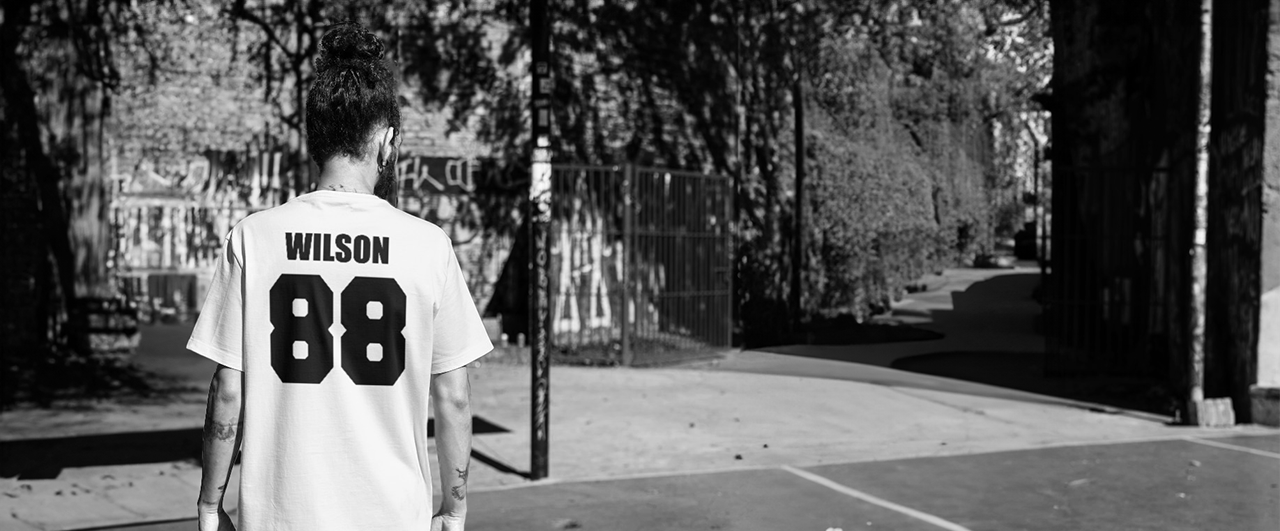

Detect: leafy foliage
[110, 1, 273, 169]
[109, 0, 1051, 345]
[1, 0, 1053, 389]
[773, 0, 1049, 340]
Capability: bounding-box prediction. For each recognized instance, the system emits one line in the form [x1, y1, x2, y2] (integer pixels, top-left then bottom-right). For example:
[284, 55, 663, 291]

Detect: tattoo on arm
[450, 467, 469, 501]
[202, 386, 239, 442]
[203, 411, 239, 442]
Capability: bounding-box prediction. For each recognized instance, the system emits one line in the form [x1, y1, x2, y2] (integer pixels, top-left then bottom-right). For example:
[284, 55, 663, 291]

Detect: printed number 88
[269, 274, 406, 386]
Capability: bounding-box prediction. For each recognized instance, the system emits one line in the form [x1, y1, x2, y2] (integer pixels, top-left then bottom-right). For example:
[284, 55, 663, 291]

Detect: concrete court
[100, 433, 1280, 531]
[7, 268, 1280, 530]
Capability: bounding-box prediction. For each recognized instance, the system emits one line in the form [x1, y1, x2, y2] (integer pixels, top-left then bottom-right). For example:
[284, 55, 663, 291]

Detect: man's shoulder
[381, 207, 453, 244]
[232, 201, 300, 230]
[229, 197, 451, 245]
[384, 204, 444, 231]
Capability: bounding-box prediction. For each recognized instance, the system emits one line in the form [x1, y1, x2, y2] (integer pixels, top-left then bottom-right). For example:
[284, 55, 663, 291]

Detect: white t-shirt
[187, 191, 493, 531]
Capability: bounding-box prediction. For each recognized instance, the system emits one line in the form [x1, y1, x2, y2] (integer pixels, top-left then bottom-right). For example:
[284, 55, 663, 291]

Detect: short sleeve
[431, 244, 493, 374]
[187, 231, 245, 371]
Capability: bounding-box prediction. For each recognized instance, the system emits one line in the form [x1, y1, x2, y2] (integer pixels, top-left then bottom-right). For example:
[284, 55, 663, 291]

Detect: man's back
[188, 191, 491, 530]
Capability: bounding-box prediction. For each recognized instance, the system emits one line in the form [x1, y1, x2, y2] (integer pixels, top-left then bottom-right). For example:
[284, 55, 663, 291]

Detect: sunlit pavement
[101, 433, 1280, 531]
[6, 268, 1279, 531]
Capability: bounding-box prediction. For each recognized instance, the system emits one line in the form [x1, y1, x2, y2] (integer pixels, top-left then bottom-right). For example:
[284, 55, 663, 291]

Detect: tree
[1, 0, 134, 404]
[397, 0, 1050, 344]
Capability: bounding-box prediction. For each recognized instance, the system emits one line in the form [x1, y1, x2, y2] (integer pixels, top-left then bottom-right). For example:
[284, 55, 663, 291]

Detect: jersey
[186, 190, 493, 531]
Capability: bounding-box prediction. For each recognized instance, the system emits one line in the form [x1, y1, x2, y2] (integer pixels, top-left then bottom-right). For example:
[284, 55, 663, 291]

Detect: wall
[1050, 0, 1280, 422]
[108, 104, 523, 316]
[1206, 0, 1269, 422]
[1047, 0, 1201, 380]
[1257, 0, 1280, 407]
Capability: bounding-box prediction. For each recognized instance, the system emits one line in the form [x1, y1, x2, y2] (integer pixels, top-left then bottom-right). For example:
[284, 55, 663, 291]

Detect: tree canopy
[0, 0, 1053, 398]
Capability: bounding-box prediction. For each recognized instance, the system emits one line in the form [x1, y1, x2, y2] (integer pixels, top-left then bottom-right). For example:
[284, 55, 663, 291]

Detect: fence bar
[622, 164, 634, 365]
[546, 163, 732, 364]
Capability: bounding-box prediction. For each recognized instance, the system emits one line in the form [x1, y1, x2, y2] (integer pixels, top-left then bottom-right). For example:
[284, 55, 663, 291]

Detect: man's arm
[197, 364, 244, 527]
[431, 365, 472, 522]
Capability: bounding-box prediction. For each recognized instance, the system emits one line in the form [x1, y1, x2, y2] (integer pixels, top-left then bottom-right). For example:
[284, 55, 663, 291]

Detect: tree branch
[227, 0, 300, 60]
[986, 0, 1044, 31]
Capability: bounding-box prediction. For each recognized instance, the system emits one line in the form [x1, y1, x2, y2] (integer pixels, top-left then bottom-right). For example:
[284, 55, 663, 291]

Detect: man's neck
[319, 182, 369, 194]
[316, 157, 375, 194]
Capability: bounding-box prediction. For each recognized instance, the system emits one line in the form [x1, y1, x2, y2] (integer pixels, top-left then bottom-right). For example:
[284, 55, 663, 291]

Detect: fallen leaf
[553, 518, 581, 529]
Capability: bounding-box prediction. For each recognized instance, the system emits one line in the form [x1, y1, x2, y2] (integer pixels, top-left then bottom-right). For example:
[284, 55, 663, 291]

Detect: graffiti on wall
[397, 156, 489, 195]
[108, 141, 525, 322]
[552, 203, 620, 337]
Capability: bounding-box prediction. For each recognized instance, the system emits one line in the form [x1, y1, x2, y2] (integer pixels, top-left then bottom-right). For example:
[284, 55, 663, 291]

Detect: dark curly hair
[306, 22, 401, 165]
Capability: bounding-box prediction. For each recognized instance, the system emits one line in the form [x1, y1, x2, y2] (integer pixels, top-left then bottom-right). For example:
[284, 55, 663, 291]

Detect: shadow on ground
[744, 315, 946, 352]
[892, 351, 1178, 416]
[746, 271, 1178, 417]
[0, 417, 512, 479]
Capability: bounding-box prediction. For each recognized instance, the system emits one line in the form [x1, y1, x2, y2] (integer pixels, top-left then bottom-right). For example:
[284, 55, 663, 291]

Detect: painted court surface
[106, 433, 1278, 531]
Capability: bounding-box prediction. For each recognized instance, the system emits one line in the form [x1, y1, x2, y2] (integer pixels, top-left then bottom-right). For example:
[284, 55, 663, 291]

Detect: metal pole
[621, 164, 634, 366]
[529, 0, 552, 479]
[1188, 0, 1213, 423]
[726, 175, 735, 347]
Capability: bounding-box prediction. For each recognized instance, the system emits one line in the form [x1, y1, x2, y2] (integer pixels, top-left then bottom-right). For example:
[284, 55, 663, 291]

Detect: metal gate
[549, 164, 733, 365]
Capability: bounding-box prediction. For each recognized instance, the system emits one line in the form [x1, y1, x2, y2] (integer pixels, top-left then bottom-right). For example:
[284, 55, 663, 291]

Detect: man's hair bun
[316, 22, 384, 71]
[306, 21, 400, 169]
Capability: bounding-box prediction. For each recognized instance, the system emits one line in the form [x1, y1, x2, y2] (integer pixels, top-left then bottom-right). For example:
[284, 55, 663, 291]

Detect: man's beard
[373, 149, 399, 206]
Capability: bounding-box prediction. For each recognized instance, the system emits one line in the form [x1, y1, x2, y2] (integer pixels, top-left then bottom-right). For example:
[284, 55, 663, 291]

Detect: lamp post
[529, 0, 553, 480]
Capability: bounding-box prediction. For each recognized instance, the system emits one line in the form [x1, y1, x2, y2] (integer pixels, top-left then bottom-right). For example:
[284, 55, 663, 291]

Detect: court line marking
[466, 430, 1280, 493]
[468, 464, 780, 492]
[780, 465, 975, 531]
[1182, 436, 1280, 459]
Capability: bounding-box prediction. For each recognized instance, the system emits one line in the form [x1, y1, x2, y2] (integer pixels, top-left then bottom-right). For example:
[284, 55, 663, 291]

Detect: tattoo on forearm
[202, 394, 239, 443]
[204, 417, 238, 442]
[450, 467, 469, 501]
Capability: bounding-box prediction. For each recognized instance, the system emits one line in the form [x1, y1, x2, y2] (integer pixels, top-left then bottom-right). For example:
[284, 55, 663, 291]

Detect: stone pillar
[1253, 0, 1280, 426]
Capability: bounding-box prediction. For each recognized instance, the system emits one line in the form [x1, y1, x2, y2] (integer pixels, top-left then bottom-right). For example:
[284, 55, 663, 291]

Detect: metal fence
[549, 164, 733, 365]
[1044, 163, 1191, 379]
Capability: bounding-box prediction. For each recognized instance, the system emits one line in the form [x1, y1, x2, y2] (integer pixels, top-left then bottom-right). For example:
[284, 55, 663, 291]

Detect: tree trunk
[0, 2, 80, 308]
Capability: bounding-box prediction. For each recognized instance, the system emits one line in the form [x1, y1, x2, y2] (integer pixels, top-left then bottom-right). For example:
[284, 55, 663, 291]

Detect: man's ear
[378, 126, 397, 165]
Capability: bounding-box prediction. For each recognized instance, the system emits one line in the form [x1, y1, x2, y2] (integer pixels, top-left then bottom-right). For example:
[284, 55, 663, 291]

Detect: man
[190, 23, 491, 531]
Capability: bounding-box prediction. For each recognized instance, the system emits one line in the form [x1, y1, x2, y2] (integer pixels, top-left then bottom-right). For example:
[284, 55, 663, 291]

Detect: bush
[796, 100, 989, 322]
